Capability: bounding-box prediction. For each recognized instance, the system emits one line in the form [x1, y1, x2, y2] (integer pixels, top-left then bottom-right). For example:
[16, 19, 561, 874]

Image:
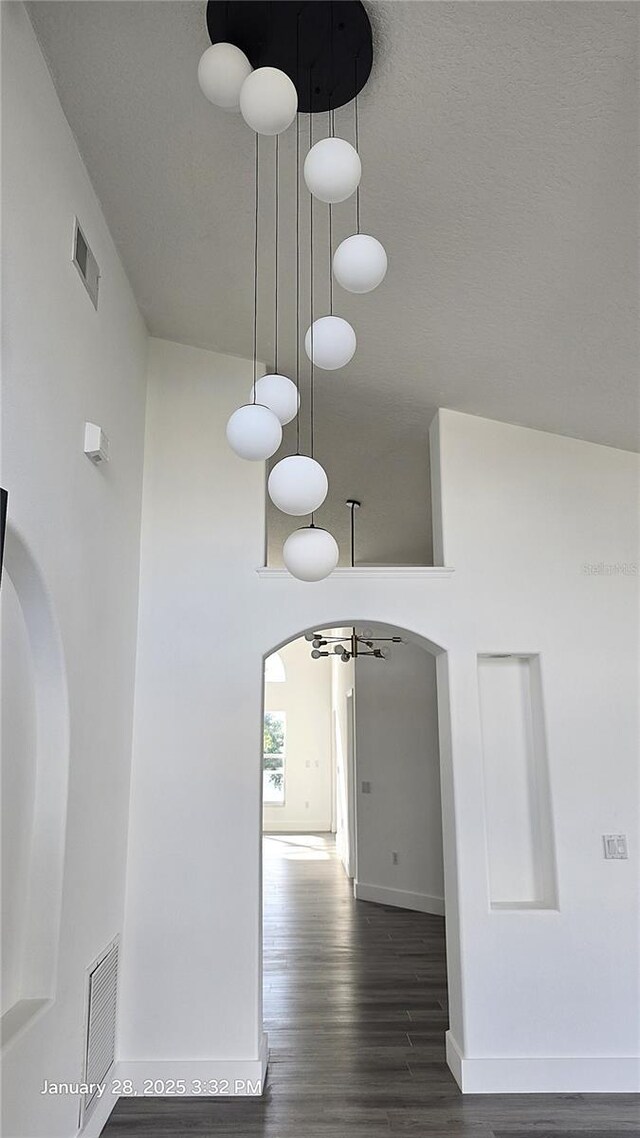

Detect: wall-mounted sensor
[84, 422, 109, 464]
[603, 834, 628, 860]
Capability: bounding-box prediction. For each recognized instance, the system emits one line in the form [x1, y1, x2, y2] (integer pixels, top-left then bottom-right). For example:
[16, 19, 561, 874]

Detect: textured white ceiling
[27, 1, 639, 564]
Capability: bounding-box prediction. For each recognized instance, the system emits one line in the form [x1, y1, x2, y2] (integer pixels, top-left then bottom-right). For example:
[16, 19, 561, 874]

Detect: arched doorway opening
[258, 618, 462, 1095]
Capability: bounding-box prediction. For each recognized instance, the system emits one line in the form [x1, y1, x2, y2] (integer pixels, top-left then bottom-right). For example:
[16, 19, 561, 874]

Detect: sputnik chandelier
[306, 629, 404, 662]
[197, 1, 386, 582]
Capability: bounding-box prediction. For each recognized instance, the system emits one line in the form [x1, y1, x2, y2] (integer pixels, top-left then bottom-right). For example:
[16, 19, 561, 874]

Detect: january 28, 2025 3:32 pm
[40, 1078, 262, 1098]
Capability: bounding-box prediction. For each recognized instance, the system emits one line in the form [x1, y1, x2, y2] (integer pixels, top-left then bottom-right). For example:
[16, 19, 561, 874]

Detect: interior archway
[259, 618, 463, 1088]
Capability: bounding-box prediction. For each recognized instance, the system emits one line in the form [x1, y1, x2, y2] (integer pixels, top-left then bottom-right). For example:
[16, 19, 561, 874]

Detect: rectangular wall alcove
[477, 654, 558, 910]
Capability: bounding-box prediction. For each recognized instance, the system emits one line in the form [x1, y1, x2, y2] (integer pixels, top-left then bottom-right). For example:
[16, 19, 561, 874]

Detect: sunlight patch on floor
[263, 834, 332, 860]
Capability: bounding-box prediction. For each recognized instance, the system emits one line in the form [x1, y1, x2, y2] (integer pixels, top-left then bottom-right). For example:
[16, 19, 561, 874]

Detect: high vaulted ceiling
[28, 1, 638, 564]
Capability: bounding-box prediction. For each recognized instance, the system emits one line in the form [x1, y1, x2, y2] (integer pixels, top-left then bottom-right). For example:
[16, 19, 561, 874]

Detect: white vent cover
[72, 217, 100, 309]
[80, 938, 119, 1125]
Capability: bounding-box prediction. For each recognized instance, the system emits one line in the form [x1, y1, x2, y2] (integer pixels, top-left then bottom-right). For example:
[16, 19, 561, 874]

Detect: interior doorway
[260, 621, 452, 1098]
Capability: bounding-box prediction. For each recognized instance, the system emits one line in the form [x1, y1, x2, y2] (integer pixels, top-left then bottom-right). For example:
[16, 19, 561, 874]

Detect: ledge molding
[256, 566, 454, 580]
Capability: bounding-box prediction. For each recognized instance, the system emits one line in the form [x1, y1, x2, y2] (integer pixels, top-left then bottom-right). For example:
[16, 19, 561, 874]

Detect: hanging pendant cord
[295, 11, 302, 455]
[274, 133, 279, 374]
[350, 504, 355, 568]
[295, 109, 301, 454]
[252, 131, 260, 397]
[309, 107, 315, 464]
[354, 59, 361, 236]
[329, 2, 335, 316]
[328, 111, 333, 315]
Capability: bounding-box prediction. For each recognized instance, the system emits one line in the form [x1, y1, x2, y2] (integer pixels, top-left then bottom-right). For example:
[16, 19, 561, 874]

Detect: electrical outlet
[361, 781, 371, 794]
[603, 834, 628, 859]
[392, 851, 399, 865]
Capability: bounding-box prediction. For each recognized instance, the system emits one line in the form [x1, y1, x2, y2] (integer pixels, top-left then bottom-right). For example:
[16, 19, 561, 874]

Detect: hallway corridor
[105, 835, 639, 1136]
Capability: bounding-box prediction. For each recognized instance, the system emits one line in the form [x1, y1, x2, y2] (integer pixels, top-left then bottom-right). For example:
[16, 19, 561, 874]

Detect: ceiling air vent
[72, 217, 100, 309]
[79, 938, 119, 1126]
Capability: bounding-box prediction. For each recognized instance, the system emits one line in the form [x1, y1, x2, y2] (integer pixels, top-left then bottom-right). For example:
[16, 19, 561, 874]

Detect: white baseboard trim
[354, 881, 445, 916]
[79, 1041, 270, 1135]
[116, 1036, 269, 1100]
[445, 1032, 640, 1093]
[445, 1031, 463, 1089]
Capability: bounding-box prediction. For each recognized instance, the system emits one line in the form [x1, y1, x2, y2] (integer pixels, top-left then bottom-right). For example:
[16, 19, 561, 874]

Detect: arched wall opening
[1, 523, 70, 1045]
[258, 617, 464, 1070]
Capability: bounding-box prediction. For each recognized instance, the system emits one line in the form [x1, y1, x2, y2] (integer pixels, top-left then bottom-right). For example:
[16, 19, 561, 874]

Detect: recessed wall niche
[477, 654, 558, 911]
[1, 526, 70, 1045]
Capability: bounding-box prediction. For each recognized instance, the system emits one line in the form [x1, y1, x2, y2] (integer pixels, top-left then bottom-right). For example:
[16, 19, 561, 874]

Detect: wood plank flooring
[104, 833, 639, 1136]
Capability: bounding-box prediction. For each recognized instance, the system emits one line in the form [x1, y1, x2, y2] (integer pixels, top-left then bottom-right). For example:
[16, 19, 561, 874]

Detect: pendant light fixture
[239, 67, 298, 135]
[226, 133, 283, 461]
[197, 41, 252, 110]
[251, 136, 300, 426]
[308, 628, 403, 661]
[304, 136, 361, 203]
[268, 106, 329, 520]
[333, 76, 387, 293]
[283, 526, 339, 582]
[204, 1, 384, 581]
[282, 101, 337, 578]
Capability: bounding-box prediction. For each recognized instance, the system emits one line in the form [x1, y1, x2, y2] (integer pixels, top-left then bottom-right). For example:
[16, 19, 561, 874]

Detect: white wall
[119, 338, 268, 1079]
[1, 6, 148, 1135]
[435, 409, 639, 1091]
[331, 637, 356, 876]
[263, 638, 332, 833]
[354, 636, 444, 915]
[121, 334, 639, 1097]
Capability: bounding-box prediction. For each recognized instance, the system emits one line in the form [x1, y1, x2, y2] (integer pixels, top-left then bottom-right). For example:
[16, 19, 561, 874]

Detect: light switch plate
[603, 834, 628, 860]
[361, 781, 371, 794]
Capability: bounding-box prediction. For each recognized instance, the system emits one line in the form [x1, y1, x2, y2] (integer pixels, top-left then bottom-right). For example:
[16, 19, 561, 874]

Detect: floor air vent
[80, 938, 119, 1125]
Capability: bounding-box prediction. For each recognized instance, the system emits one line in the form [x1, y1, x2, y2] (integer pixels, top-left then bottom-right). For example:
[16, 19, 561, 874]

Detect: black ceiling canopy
[205, 1, 373, 114]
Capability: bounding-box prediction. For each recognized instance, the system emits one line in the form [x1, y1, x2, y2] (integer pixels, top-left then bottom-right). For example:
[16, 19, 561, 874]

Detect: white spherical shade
[197, 43, 252, 110]
[304, 137, 361, 203]
[268, 456, 328, 516]
[304, 316, 356, 370]
[283, 527, 339, 582]
[333, 234, 388, 294]
[226, 404, 282, 461]
[239, 67, 298, 135]
[250, 374, 299, 425]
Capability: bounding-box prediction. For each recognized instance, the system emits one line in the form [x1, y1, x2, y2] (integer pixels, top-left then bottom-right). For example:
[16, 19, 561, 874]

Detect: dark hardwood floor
[105, 833, 639, 1136]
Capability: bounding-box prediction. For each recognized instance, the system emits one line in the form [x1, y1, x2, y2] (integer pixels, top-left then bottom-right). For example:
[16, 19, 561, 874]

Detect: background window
[263, 711, 286, 805]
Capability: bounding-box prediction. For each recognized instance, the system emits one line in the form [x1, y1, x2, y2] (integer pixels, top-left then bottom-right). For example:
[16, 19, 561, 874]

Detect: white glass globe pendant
[197, 43, 253, 111]
[304, 138, 361, 203]
[268, 455, 328, 516]
[240, 67, 298, 135]
[283, 526, 339, 582]
[250, 374, 299, 426]
[226, 403, 282, 461]
[304, 316, 356, 370]
[333, 234, 387, 294]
